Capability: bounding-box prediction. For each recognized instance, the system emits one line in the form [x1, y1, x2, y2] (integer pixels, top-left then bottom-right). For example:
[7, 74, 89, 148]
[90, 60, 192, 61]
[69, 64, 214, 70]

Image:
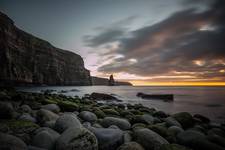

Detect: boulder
[54, 113, 82, 133]
[42, 104, 60, 113]
[0, 132, 27, 150]
[20, 105, 32, 113]
[32, 127, 60, 150]
[57, 101, 79, 112]
[103, 108, 120, 116]
[134, 128, 169, 150]
[0, 101, 14, 119]
[207, 134, 225, 147]
[36, 109, 59, 125]
[133, 114, 155, 125]
[208, 128, 225, 137]
[164, 117, 182, 127]
[193, 114, 210, 123]
[19, 113, 37, 123]
[177, 130, 225, 150]
[101, 117, 131, 130]
[123, 131, 132, 143]
[117, 142, 145, 150]
[79, 111, 98, 123]
[90, 92, 118, 100]
[56, 127, 98, 150]
[172, 112, 194, 129]
[89, 127, 124, 150]
[153, 111, 168, 118]
[168, 126, 184, 136]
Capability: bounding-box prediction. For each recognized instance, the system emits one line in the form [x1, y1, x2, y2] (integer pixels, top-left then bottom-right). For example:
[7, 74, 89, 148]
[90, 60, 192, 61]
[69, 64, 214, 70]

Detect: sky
[0, 0, 225, 86]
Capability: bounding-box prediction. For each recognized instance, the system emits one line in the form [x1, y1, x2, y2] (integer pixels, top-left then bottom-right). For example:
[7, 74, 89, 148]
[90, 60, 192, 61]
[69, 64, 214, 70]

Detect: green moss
[129, 109, 143, 115]
[148, 124, 169, 138]
[0, 120, 39, 133]
[119, 110, 134, 117]
[93, 109, 105, 118]
[58, 100, 79, 112]
[102, 108, 120, 116]
[43, 98, 59, 104]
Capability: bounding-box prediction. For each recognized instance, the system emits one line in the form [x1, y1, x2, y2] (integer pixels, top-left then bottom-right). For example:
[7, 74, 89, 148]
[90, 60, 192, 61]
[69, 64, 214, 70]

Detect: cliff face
[0, 12, 92, 86]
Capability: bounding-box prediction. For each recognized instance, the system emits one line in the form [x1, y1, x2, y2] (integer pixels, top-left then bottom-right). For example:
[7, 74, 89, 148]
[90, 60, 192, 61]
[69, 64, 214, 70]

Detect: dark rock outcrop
[0, 11, 91, 86]
[108, 74, 115, 86]
[91, 76, 132, 86]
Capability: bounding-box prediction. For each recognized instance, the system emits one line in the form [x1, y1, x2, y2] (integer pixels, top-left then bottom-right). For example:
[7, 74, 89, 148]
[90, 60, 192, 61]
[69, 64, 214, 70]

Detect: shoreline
[0, 88, 225, 150]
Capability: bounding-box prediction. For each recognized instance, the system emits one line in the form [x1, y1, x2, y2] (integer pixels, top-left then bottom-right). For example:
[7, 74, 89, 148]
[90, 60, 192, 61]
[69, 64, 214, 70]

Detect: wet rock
[79, 111, 98, 123]
[193, 114, 210, 123]
[177, 130, 224, 150]
[168, 126, 184, 136]
[148, 124, 169, 138]
[208, 128, 225, 137]
[153, 111, 168, 118]
[0, 120, 39, 140]
[83, 122, 92, 128]
[123, 131, 133, 143]
[43, 120, 56, 129]
[32, 127, 60, 150]
[90, 92, 118, 100]
[103, 108, 120, 116]
[134, 128, 169, 150]
[132, 123, 146, 130]
[36, 109, 59, 125]
[0, 132, 27, 150]
[20, 105, 32, 113]
[42, 104, 60, 113]
[56, 127, 98, 150]
[0, 101, 14, 119]
[57, 101, 79, 112]
[54, 113, 82, 133]
[89, 127, 124, 150]
[117, 142, 145, 150]
[101, 117, 131, 130]
[207, 134, 225, 147]
[164, 117, 182, 127]
[133, 114, 155, 125]
[172, 112, 194, 129]
[19, 113, 37, 123]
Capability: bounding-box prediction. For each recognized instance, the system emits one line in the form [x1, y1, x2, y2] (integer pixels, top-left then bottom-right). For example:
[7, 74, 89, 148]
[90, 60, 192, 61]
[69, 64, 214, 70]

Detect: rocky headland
[0, 88, 225, 150]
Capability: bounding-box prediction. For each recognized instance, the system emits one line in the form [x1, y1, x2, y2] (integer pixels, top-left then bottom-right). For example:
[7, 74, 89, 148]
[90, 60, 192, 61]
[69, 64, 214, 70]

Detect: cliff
[92, 76, 132, 86]
[0, 12, 92, 86]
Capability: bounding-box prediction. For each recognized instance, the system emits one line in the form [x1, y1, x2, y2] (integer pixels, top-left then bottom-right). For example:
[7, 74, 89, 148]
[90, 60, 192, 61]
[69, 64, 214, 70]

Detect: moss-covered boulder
[102, 108, 120, 116]
[57, 101, 79, 112]
[172, 112, 194, 129]
[0, 120, 39, 144]
[92, 107, 105, 118]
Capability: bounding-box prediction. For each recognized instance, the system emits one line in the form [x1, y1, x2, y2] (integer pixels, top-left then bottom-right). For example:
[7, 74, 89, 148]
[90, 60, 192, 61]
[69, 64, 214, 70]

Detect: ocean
[17, 86, 225, 123]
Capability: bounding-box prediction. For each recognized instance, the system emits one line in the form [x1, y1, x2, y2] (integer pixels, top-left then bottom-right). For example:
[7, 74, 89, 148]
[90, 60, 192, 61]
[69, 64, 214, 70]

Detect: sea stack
[108, 74, 115, 86]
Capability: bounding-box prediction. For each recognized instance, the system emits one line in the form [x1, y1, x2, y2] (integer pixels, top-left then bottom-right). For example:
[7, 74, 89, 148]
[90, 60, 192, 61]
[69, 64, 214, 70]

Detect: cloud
[85, 0, 225, 81]
[83, 15, 138, 47]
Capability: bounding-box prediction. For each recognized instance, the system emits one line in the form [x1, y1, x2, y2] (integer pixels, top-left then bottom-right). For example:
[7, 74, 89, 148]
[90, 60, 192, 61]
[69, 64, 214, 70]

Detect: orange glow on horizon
[130, 81, 225, 86]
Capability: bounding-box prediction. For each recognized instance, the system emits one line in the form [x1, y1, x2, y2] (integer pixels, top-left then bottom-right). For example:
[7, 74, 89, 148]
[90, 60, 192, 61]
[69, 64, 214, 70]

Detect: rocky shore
[0, 88, 225, 150]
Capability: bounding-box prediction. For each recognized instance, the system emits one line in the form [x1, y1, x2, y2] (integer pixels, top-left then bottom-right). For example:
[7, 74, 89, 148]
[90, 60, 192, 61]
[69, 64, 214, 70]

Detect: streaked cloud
[84, 0, 225, 82]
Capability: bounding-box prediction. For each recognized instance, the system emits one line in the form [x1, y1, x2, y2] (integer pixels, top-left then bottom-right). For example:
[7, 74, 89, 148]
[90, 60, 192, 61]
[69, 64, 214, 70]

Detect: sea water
[17, 86, 225, 123]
